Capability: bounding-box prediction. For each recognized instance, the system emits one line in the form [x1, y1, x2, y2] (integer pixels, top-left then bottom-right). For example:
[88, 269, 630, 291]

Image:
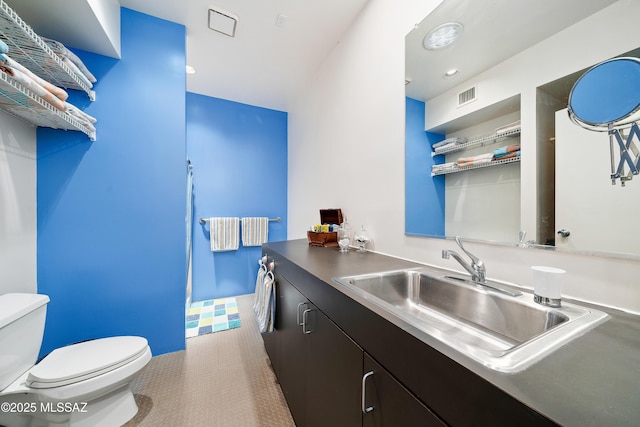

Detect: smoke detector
[208, 7, 238, 37]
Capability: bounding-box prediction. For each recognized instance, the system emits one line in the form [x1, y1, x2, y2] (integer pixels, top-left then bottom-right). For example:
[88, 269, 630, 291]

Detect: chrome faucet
[442, 236, 486, 284]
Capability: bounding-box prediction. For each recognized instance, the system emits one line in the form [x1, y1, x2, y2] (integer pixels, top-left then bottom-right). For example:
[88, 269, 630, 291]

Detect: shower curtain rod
[199, 217, 282, 224]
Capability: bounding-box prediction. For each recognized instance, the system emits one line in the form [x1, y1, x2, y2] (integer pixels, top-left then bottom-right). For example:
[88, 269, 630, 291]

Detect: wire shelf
[0, 0, 95, 100]
[431, 156, 521, 176]
[432, 127, 521, 157]
[0, 71, 96, 140]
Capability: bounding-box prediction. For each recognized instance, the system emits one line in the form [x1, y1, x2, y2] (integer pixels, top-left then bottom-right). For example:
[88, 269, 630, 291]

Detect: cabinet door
[277, 276, 309, 426]
[306, 303, 363, 427]
[363, 354, 445, 427]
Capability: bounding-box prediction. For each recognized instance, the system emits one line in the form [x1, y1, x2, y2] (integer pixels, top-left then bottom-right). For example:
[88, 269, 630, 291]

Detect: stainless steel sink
[333, 268, 609, 373]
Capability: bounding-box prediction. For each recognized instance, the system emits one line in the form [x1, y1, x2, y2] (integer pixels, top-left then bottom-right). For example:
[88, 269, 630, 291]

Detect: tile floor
[124, 294, 294, 427]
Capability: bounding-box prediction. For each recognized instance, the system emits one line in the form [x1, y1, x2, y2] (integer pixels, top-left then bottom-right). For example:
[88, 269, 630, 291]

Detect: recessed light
[186, 65, 196, 75]
[423, 22, 464, 50]
[444, 69, 459, 78]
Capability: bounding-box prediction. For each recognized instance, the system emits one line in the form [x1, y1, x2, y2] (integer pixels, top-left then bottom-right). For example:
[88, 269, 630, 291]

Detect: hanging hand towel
[241, 217, 269, 247]
[255, 271, 276, 333]
[253, 261, 267, 313]
[209, 217, 239, 251]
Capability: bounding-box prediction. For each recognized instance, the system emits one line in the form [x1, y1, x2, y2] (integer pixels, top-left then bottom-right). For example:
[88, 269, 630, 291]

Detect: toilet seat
[27, 336, 149, 389]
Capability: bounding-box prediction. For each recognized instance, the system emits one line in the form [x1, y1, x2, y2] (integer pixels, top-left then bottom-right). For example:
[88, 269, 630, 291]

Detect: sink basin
[333, 269, 608, 373]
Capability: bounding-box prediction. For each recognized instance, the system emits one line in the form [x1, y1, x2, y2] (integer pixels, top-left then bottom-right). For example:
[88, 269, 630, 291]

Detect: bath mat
[186, 297, 241, 338]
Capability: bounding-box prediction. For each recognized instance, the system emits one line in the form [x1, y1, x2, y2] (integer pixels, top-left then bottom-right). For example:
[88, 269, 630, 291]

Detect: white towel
[253, 262, 267, 312]
[241, 217, 269, 246]
[209, 217, 239, 251]
[255, 271, 276, 333]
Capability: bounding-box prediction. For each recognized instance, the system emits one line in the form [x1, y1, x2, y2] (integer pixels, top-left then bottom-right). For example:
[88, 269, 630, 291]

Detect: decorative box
[307, 208, 343, 247]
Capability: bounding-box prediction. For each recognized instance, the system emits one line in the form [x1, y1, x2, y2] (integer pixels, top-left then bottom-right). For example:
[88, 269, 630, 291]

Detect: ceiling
[6, 0, 370, 112]
[405, 0, 620, 102]
[7, 0, 621, 111]
[121, 0, 373, 111]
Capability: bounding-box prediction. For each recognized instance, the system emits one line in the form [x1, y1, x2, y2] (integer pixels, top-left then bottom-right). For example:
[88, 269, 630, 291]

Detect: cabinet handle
[296, 302, 307, 326]
[302, 308, 313, 334]
[362, 371, 374, 414]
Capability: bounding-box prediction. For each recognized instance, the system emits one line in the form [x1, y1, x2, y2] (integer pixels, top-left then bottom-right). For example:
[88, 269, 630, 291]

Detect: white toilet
[0, 293, 152, 427]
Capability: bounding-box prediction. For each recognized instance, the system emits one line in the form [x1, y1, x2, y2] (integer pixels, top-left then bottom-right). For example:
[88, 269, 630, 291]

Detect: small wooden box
[319, 209, 344, 225]
[307, 208, 343, 247]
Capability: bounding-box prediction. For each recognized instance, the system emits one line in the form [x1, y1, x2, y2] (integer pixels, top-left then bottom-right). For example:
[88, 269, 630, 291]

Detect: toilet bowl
[0, 293, 152, 427]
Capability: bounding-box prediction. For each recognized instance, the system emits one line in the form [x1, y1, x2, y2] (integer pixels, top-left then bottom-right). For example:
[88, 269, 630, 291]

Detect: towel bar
[199, 217, 281, 224]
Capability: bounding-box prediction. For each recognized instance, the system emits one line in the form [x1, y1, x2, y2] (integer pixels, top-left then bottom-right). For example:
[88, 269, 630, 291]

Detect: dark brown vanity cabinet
[262, 242, 563, 426]
[276, 275, 362, 427]
[266, 273, 445, 426]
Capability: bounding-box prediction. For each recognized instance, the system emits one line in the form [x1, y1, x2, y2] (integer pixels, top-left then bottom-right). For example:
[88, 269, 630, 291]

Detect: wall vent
[457, 86, 477, 107]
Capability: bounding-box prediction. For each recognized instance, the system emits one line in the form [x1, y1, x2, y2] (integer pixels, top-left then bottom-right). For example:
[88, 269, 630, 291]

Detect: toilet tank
[0, 293, 50, 391]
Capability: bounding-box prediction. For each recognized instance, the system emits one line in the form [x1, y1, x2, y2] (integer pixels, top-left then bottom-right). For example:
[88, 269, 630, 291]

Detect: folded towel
[432, 136, 467, 149]
[432, 161, 457, 172]
[456, 152, 494, 167]
[494, 144, 520, 158]
[41, 37, 97, 84]
[2, 54, 69, 101]
[209, 217, 239, 251]
[494, 150, 521, 161]
[1, 63, 67, 110]
[241, 217, 269, 247]
[433, 142, 458, 151]
[255, 270, 276, 333]
[61, 56, 93, 89]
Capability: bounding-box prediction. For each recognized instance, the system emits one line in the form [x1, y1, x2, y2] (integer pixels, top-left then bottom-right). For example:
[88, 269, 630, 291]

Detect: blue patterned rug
[186, 297, 241, 338]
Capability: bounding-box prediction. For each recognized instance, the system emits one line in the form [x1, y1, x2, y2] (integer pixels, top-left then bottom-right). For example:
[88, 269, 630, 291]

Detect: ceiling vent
[457, 86, 477, 107]
[208, 7, 238, 37]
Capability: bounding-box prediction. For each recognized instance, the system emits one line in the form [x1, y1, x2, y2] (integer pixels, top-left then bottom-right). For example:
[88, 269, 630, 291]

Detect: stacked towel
[0, 52, 97, 131]
[431, 161, 457, 174]
[1, 54, 69, 103]
[495, 149, 521, 160]
[433, 136, 468, 152]
[456, 153, 494, 167]
[493, 144, 521, 159]
[41, 37, 97, 86]
[209, 217, 239, 251]
[431, 144, 522, 174]
[241, 217, 269, 247]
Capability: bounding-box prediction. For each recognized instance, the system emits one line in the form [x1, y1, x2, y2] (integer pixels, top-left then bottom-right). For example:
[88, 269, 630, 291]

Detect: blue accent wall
[186, 93, 287, 301]
[37, 9, 187, 357]
[405, 97, 446, 237]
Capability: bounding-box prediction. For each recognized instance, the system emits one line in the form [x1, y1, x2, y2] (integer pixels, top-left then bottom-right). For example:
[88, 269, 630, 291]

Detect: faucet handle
[454, 236, 480, 264]
[441, 249, 450, 259]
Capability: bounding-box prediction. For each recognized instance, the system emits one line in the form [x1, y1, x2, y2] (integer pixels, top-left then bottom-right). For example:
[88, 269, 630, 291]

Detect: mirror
[405, 0, 640, 259]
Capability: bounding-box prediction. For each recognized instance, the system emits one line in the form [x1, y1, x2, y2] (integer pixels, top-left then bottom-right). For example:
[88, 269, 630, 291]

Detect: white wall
[289, 0, 443, 244]
[0, 111, 37, 294]
[288, 0, 640, 314]
[555, 108, 640, 254]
